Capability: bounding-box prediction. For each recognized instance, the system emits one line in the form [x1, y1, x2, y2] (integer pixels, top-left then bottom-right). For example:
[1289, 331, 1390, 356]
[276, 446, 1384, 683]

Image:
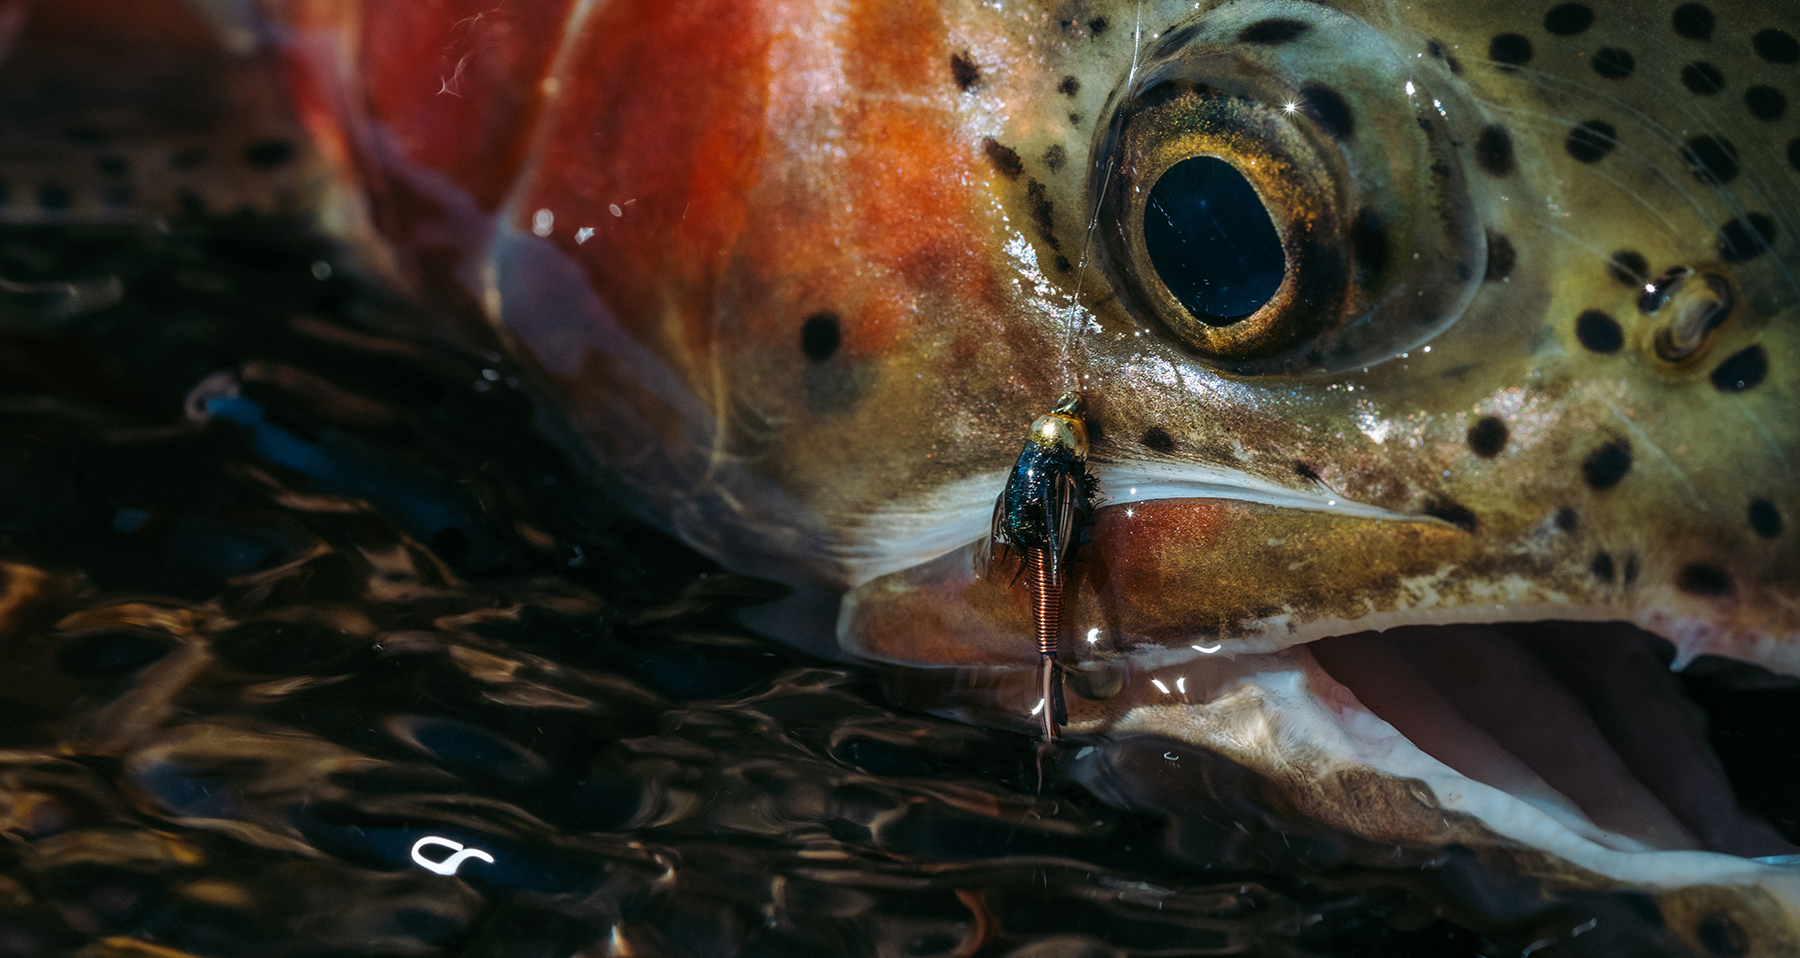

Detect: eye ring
[1103, 81, 1351, 366]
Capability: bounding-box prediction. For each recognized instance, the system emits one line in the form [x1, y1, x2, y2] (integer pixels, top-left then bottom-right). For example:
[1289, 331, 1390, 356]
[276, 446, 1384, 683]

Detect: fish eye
[1143, 156, 1286, 325]
[1099, 78, 1348, 365]
[1094, 8, 1489, 375]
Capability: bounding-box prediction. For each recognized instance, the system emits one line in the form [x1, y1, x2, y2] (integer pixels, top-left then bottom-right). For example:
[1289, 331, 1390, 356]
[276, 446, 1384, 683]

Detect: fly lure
[982, 392, 1099, 741]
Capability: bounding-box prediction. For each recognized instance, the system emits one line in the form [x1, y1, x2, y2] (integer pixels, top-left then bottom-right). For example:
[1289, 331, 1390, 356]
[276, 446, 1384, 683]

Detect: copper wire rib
[1029, 548, 1060, 740]
[1029, 549, 1060, 657]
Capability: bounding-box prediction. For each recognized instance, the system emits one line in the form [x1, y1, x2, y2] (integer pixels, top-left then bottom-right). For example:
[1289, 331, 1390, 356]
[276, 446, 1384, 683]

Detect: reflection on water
[0, 220, 1737, 957]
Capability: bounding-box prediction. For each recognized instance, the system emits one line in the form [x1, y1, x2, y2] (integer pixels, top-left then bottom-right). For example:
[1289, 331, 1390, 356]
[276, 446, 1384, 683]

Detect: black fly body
[980, 392, 1099, 744]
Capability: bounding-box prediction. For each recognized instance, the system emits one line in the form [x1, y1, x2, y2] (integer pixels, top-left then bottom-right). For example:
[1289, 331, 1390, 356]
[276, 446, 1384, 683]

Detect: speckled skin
[279, 1, 1800, 947]
[282, 0, 1798, 681]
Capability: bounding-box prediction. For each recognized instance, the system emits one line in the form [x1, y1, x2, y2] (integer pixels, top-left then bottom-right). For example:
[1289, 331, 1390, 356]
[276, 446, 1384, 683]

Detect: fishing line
[1062, 0, 1147, 394]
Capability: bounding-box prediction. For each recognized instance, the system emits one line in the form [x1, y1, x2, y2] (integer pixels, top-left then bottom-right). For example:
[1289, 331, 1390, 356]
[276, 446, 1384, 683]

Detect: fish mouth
[840, 482, 1800, 925]
[875, 616, 1800, 941]
[1306, 622, 1795, 861]
[1070, 618, 1799, 861]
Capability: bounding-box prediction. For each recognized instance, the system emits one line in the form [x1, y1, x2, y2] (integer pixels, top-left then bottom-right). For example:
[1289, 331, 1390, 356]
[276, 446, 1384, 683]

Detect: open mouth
[1041, 618, 1800, 898]
[876, 613, 1800, 899]
[1308, 622, 1798, 861]
[845, 484, 1800, 894]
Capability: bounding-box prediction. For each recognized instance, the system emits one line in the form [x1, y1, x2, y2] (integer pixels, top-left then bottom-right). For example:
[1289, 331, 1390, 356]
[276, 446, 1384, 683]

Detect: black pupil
[1143, 156, 1286, 325]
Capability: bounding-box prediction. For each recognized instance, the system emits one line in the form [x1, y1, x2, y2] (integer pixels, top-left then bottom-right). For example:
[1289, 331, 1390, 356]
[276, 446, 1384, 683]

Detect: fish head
[277, 0, 1800, 949]
[828, 0, 1798, 674]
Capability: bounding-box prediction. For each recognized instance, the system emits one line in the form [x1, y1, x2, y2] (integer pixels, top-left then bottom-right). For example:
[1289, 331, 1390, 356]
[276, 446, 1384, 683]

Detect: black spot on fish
[1475, 125, 1515, 176]
[800, 312, 840, 361]
[1789, 137, 1800, 172]
[244, 138, 296, 169]
[1748, 499, 1783, 538]
[1754, 28, 1800, 65]
[1608, 250, 1648, 287]
[1489, 33, 1533, 67]
[1575, 310, 1624, 353]
[1423, 499, 1478, 532]
[1042, 144, 1067, 173]
[1683, 135, 1739, 185]
[1554, 507, 1578, 532]
[1088, 17, 1109, 36]
[1294, 461, 1321, 482]
[1141, 427, 1176, 453]
[95, 155, 128, 177]
[1069, 113, 1082, 125]
[982, 138, 1023, 179]
[1484, 232, 1515, 282]
[1710, 344, 1767, 392]
[1299, 84, 1354, 141]
[1591, 47, 1635, 79]
[1058, 75, 1080, 97]
[1678, 563, 1733, 597]
[1591, 551, 1615, 582]
[170, 148, 205, 170]
[1351, 207, 1387, 286]
[1566, 120, 1617, 163]
[37, 184, 70, 211]
[1466, 416, 1508, 457]
[1582, 440, 1632, 490]
[1053, 254, 1072, 273]
[1718, 214, 1776, 263]
[1681, 61, 1726, 95]
[1672, 4, 1714, 40]
[1746, 86, 1787, 121]
[1544, 3, 1595, 36]
[950, 52, 980, 91]
[1026, 178, 1058, 250]
[1239, 18, 1310, 45]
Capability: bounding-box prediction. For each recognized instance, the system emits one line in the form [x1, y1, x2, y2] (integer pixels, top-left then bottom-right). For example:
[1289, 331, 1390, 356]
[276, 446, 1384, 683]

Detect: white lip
[843, 456, 1421, 587]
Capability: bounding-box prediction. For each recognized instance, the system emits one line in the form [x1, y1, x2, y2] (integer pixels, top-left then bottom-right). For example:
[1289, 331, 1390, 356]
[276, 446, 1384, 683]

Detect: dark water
[0, 219, 1770, 958]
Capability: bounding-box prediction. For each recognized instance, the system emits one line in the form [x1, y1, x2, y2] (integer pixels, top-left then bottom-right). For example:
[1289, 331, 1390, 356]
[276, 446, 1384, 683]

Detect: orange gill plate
[269, 0, 1800, 951]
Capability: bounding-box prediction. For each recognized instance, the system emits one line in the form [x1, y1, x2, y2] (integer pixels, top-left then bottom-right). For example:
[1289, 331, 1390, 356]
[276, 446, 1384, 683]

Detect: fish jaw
[844, 482, 1800, 680]
[1067, 656, 1800, 958]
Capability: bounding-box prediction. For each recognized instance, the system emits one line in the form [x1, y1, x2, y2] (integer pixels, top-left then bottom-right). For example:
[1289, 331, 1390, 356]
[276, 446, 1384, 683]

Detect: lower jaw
[878, 620, 1800, 930]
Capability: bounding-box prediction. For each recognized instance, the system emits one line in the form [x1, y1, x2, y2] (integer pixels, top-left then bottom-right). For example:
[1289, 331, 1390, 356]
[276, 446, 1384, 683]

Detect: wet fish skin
[275, 0, 1797, 679]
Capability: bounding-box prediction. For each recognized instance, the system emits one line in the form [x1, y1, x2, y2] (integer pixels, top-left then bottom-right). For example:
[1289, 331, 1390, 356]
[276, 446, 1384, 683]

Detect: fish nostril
[1646, 271, 1732, 363]
[1638, 265, 1694, 314]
